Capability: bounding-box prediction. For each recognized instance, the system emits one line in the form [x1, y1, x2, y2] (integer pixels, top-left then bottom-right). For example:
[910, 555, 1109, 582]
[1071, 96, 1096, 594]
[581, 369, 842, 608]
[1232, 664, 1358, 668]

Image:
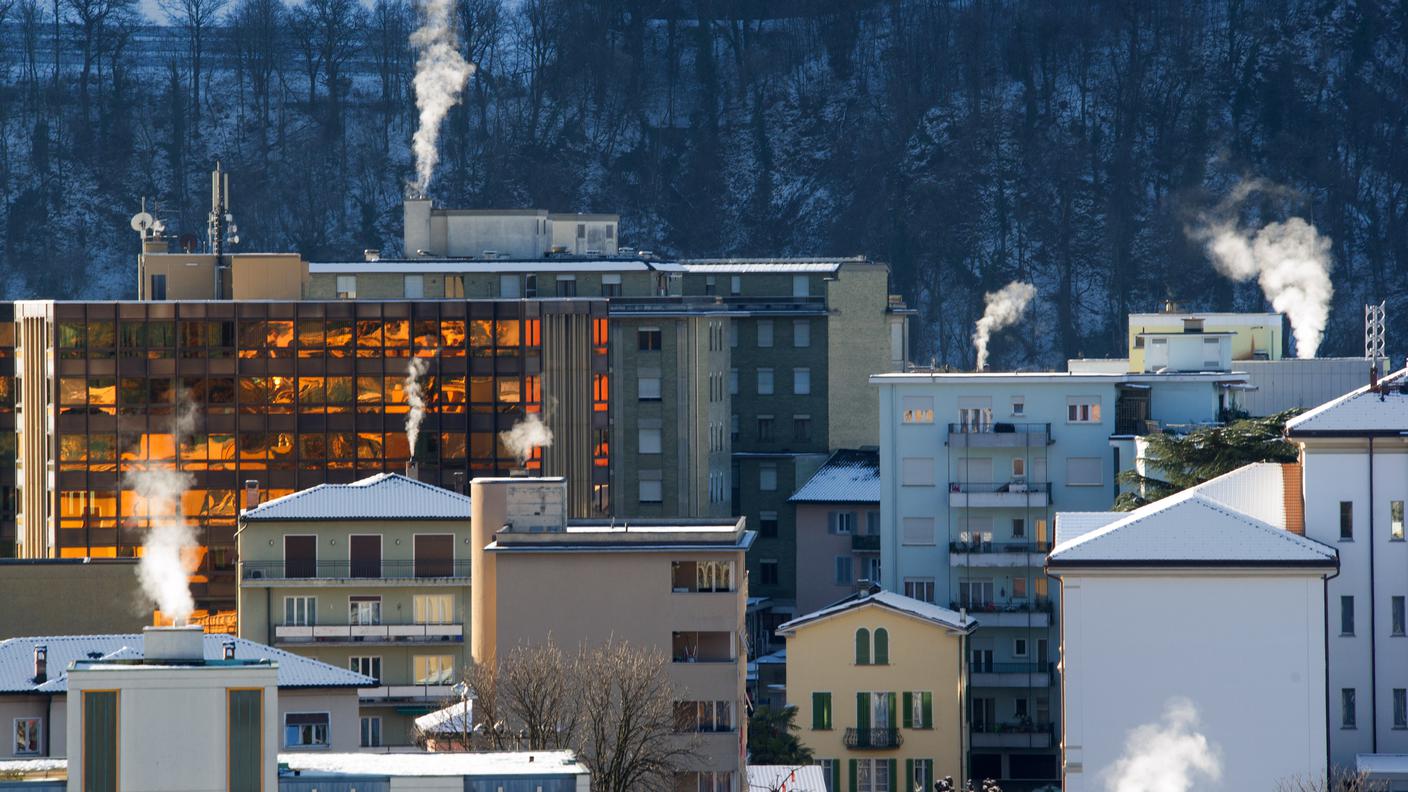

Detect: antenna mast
[207, 163, 239, 299]
[1366, 302, 1387, 360]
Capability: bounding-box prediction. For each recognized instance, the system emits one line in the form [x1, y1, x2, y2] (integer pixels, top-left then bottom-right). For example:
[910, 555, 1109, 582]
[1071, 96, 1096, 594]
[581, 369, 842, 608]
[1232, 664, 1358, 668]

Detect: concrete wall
[1057, 570, 1327, 792]
[230, 254, 306, 300]
[826, 263, 903, 450]
[0, 696, 51, 759]
[278, 688, 363, 752]
[0, 560, 149, 639]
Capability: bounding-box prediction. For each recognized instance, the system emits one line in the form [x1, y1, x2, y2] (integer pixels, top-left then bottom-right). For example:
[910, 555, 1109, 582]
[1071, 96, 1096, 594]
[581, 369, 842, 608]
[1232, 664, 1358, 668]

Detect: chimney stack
[33, 645, 47, 683]
[244, 480, 260, 509]
[144, 625, 205, 663]
[223, 641, 237, 660]
[405, 460, 419, 480]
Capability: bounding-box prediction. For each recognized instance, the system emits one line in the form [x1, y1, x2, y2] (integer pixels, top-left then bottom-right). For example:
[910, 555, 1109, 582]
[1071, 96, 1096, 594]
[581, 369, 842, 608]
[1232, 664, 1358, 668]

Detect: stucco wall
[0, 561, 149, 640]
[278, 688, 364, 752]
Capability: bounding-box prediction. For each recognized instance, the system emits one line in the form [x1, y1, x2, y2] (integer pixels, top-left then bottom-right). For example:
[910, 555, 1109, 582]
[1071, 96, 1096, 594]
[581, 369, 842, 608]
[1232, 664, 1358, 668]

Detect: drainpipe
[1369, 437, 1379, 752]
[1323, 561, 1340, 788]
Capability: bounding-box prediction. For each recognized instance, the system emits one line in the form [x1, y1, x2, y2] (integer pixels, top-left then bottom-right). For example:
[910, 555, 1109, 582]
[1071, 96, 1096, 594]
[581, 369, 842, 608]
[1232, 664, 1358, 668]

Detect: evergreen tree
[746, 705, 813, 766]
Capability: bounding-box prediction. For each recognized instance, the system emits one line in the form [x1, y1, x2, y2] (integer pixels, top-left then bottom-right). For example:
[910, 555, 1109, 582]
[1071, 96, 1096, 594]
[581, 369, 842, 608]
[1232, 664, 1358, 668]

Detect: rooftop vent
[144, 625, 205, 663]
[1183, 317, 1205, 333]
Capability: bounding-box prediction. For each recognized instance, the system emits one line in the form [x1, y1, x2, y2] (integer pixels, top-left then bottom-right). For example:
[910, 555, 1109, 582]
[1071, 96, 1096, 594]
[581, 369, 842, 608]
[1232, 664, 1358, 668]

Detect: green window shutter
[888, 759, 898, 790]
[905, 759, 914, 791]
[902, 692, 913, 728]
[856, 628, 870, 665]
[832, 760, 841, 792]
[874, 628, 889, 664]
[921, 691, 933, 729]
[849, 759, 858, 792]
[813, 692, 831, 730]
[857, 692, 870, 730]
[228, 689, 263, 792]
[887, 692, 898, 730]
[83, 690, 118, 792]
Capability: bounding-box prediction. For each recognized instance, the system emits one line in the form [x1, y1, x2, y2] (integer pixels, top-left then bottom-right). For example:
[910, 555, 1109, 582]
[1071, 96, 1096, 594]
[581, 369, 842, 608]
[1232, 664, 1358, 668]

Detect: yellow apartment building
[780, 588, 975, 792]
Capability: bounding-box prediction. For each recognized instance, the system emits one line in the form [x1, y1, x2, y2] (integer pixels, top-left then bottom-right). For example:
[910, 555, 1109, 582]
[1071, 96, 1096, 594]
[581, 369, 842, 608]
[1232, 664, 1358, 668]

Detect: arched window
[874, 627, 890, 664]
[855, 628, 871, 665]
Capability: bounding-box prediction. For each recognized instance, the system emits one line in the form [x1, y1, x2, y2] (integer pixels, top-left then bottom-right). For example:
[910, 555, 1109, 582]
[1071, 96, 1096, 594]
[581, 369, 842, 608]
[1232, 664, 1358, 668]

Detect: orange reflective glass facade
[36, 299, 609, 610]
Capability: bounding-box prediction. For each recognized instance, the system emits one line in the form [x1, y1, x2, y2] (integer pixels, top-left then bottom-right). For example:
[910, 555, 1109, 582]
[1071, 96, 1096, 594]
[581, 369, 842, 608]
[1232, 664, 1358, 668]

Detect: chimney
[244, 480, 261, 509]
[143, 625, 205, 663]
[223, 641, 237, 660]
[33, 645, 47, 684]
[363, 249, 380, 262]
[405, 460, 419, 480]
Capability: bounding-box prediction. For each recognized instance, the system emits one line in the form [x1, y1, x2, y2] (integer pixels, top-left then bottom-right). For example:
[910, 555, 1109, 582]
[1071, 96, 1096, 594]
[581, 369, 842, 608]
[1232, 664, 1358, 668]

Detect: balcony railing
[969, 662, 1053, 675]
[358, 684, 454, 702]
[950, 598, 1054, 614]
[948, 482, 1051, 509]
[949, 540, 1052, 554]
[946, 423, 1052, 447]
[844, 728, 903, 750]
[242, 560, 471, 581]
[274, 622, 464, 643]
[971, 720, 1054, 736]
[851, 534, 881, 552]
[949, 482, 1051, 495]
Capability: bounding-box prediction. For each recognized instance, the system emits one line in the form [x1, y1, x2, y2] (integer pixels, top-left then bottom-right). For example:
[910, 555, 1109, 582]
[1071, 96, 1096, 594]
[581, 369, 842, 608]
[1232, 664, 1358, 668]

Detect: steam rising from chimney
[410, 0, 474, 195]
[973, 281, 1037, 370]
[500, 412, 553, 466]
[131, 399, 200, 624]
[405, 358, 429, 457]
[1103, 699, 1221, 792]
[1192, 180, 1334, 359]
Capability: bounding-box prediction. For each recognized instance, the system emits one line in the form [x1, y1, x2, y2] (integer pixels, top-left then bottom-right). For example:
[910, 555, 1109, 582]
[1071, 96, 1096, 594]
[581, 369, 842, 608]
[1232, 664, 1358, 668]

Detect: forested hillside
[0, 0, 1404, 368]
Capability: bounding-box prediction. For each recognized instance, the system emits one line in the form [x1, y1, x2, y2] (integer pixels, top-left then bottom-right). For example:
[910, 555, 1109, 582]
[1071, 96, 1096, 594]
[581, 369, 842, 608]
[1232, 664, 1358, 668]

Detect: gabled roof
[789, 449, 880, 504]
[1286, 368, 1408, 436]
[241, 473, 470, 521]
[0, 634, 374, 694]
[1047, 489, 1336, 569]
[777, 588, 976, 636]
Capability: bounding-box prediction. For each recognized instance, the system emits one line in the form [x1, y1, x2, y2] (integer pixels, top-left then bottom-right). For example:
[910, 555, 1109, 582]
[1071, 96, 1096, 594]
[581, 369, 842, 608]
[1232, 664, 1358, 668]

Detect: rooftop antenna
[1366, 301, 1387, 389]
[207, 162, 239, 299]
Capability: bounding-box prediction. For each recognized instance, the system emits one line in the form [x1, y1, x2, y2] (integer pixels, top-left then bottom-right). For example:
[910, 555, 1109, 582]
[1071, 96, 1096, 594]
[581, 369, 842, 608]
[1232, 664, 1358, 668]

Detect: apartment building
[236, 473, 472, 747]
[469, 476, 752, 791]
[790, 449, 882, 614]
[403, 200, 620, 259]
[779, 588, 975, 792]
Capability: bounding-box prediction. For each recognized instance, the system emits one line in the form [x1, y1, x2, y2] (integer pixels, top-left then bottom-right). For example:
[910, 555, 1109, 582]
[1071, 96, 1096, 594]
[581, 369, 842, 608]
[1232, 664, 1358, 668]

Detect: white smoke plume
[1103, 699, 1222, 792]
[404, 357, 429, 457]
[1193, 181, 1334, 358]
[131, 399, 200, 624]
[500, 412, 554, 466]
[973, 281, 1037, 370]
[409, 0, 474, 195]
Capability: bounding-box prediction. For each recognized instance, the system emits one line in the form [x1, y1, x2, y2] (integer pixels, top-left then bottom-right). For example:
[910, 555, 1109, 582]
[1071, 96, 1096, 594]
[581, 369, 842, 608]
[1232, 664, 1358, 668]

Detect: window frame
[284, 711, 330, 748]
[13, 717, 42, 755]
[1066, 396, 1102, 424]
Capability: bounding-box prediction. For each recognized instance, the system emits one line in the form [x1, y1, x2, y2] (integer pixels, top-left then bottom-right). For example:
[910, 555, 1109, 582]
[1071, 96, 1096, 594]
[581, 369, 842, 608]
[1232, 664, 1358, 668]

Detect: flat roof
[279, 750, 588, 778]
[309, 260, 665, 274]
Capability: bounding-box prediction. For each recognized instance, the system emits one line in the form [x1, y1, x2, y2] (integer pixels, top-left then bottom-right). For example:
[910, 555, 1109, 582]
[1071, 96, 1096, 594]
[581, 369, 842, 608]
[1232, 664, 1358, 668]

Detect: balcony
[358, 684, 454, 702]
[851, 534, 881, 552]
[241, 559, 471, 583]
[948, 482, 1050, 509]
[950, 599, 1053, 628]
[844, 728, 903, 750]
[971, 662, 1054, 688]
[949, 541, 1050, 568]
[947, 423, 1052, 448]
[274, 622, 463, 644]
[970, 722, 1054, 749]
[672, 631, 736, 664]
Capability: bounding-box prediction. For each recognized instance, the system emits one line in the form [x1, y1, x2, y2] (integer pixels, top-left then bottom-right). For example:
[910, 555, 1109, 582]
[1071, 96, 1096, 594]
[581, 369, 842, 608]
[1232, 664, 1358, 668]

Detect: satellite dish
[130, 212, 154, 233]
[179, 234, 199, 253]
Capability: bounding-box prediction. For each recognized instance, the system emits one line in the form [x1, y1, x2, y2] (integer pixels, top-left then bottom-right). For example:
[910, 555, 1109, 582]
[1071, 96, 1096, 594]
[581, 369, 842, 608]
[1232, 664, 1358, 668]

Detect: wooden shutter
[83, 690, 119, 792]
[284, 535, 316, 577]
[228, 689, 263, 792]
[903, 692, 914, 728]
[349, 534, 381, 578]
[856, 692, 870, 730]
[905, 760, 914, 792]
[832, 761, 841, 792]
[414, 534, 454, 577]
[848, 759, 857, 792]
[874, 628, 889, 664]
[887, 692, 898, 730]
[887, 759, 898, 791]
[812, 692, 830, 730]
[921, 691, 933, 729]
[855, 628, 870, 665]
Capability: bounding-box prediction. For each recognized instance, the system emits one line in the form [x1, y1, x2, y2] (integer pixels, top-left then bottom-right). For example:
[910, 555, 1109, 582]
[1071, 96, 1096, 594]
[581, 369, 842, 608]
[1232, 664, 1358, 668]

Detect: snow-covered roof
[1286, 368, 1408, 436]
[241, 473, 470, 521]
[309, 260, 664, 274]
[748, 765, 829, 791]
[679, 257, 860, 273]
[1047, 489, 1335, 569]
[279, 750, 588, 778]
[1357, 754, 1408, 778]
[777, 588, 976, 636]
[414, 700, 473, 735]
[0, 634, 373, 694]
[789, 449, 880, 504]
[1053, 512, 1123, 546]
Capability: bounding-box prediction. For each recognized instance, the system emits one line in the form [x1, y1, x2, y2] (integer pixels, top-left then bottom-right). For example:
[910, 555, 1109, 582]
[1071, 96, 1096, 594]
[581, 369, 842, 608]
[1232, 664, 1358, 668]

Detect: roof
[789, 449, 880, 504]
[678, 258, 857, 273]
[0, 634, 373, 694]
[777, 588, 976, 636]
[279, 750, 587, 778]
[241, 473, 470, 521]
[309, 260, 663, 274]
[748, 765, 829, 791]
[1047, 489, 1336, 569]
[414, 700, 473, 735]
[1285, 368, 1408, 436]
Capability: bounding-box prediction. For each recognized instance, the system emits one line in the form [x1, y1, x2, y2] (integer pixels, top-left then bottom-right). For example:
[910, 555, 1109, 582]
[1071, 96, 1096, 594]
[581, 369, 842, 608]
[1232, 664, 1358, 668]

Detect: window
[403, 275, 424, 299]
[1395, 501, 1405, 540]
[1012, 518, 1027, 538]
[793, 275, 810, 297]
[676, 701, 733, 733]
[638, 372, 662, 400]
[830, 511, 856, 534]
[1343, 688, 1358, 728]
[794, 320, 811, 347]
[901, 457, 934, 487]
[911, 759, 934, 791]
[360, 716, 382, 747]
[812, 692, 833, 730]
[793, 368, 811, 395]
[576, 223, 586, 239]
[904, 691, 933, 729]
[729, 322, 738, 348]
[499, 274, 520, 297]
[757, 320, 774, 348]
[349, 596, 381, 625]
[150, 274, 167, 300]
[284, 596, 316, 626]
[855, 758, 891, 792]
[444, 274, 464, 297]
[729, 369, 738, 395]
[1014, 638, 1029, 658]
[794, 414, 811, 441]
[1011, 397, 1025, 416]
[414, 594, 454, 624]
[855, 628, 871, 664]
[704, 275, 717, 295]
[1067, 397, 1102, 423]
[414, 655, 456, 685]
[757, 415, 775, 441]
[1341, 501, 1354, 540]
[731, 414, 739, 442]
[14, 717, 41, 755]
[83, 691, 117, 791]
[690, 771, 734, 792]
[601, 274, 622, 297]
[759, 511, 778, 537]
[959, 578, 994, 608]
[1396, 597, 1406, 636]
[864, 557, 881, 583]
[819, 760, 837, 792]
[757, 368, 774, 395]
[413, 534, 454, 578]
[901, 517, 935, 546]
[873, 628, 889, 664]
[336, 275, 356, 299]
[760, 559, 779, 586]
[1066, 457, 1103, 486]
[902, 396, 934, 424]
[1203, 337, 1221, 367]
[284, 712, 329, 747]
[1342, 596, 1355, 635]
[349, 656, 381, 683]
[760, 464, 778, 491]
[1012, 577, 1028, 598]
[639, 426, 662, 454]
[904, 578, 935, 603]
[730, 276, 741, 295]
[228, 690, 261, 792]
[555, 276, 577, 297]
[640, 473, 664, 504]
[524, 274, 539, 297]
[1398, 691, 1408, 729]
[834, 556, 853, 585]
[638, 328, 662, 351]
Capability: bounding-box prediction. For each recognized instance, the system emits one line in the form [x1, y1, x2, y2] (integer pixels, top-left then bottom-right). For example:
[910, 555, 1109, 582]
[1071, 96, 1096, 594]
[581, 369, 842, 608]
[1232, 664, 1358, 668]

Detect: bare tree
[1276, 769, 1385, 792]
[230, 0, 283, 144]
[500, 640, 579, 751]
[63, 0, 135, 125]
[157, 0, 229, 129]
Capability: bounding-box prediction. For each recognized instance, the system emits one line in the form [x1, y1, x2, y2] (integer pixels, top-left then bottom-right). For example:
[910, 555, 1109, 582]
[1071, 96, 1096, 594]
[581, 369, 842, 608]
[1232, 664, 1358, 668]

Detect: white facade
[404, 200, 619, 259]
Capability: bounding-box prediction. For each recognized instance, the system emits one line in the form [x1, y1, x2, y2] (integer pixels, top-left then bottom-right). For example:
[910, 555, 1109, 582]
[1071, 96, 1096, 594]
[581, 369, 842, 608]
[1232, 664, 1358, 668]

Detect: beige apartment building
[236, 473, 473, 747]
[470, 476, 752, 792]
